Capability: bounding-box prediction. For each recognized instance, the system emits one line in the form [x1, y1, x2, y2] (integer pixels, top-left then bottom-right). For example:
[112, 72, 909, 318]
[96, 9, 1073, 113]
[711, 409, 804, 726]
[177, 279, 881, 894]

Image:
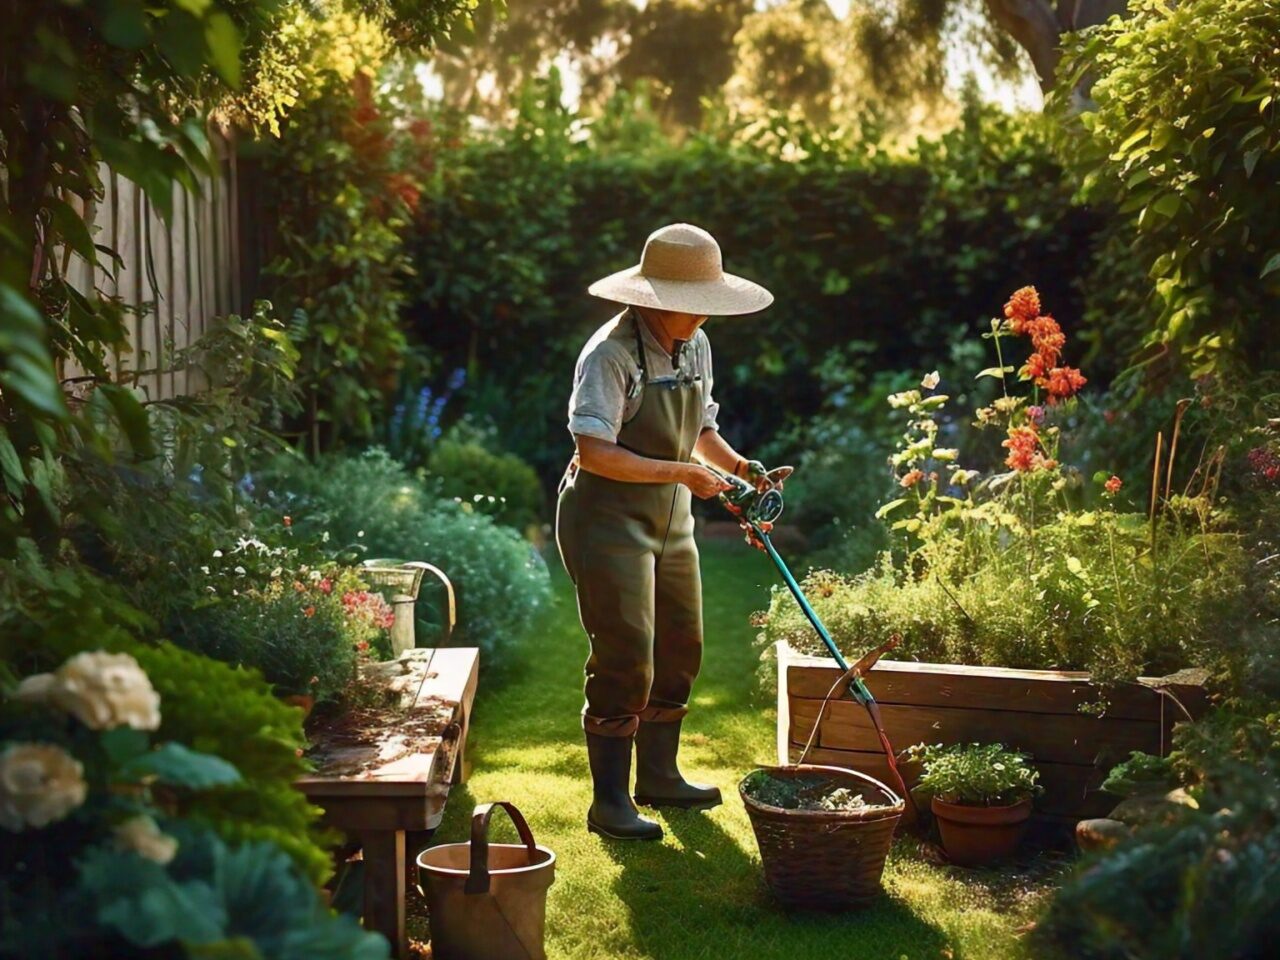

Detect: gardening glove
[738, 459, 794, 493]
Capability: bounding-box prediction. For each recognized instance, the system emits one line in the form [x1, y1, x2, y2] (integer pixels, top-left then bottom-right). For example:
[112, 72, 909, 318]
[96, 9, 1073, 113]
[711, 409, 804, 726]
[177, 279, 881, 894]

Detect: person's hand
[743, 460, 794, 492]
[681, 463, 733, 500]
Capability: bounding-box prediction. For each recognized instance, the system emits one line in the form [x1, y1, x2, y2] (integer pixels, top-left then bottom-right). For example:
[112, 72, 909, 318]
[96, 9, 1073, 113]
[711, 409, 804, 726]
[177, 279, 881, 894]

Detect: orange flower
[303, 605, 316, 618]
[1002, 425, 1057, 473]
[900, 469, 925, 488]
[1045, 366, 1087, 402]
[1028, 316, 1065, 365]
[1021, 352, 1050, 381]
[1004, 286, 1041, 333]
[1003, 426, 1039, 472]
[1104, 475, 1123, 495]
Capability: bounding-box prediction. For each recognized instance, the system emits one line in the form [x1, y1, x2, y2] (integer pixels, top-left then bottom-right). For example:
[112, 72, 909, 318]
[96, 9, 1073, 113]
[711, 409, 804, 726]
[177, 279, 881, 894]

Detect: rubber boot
[633, 719, 722, 810]
[586, 733, 663, 840]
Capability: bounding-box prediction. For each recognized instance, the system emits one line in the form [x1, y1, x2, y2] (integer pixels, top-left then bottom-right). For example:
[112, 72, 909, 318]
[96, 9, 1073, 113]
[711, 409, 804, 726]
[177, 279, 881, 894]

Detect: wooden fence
[60, 129, 245, 402]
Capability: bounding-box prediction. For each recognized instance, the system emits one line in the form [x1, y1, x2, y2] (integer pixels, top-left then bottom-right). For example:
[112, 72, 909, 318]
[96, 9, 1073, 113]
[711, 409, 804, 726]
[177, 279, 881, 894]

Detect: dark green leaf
[101, 727, 151, 766]
[118, 743, 241, 789]
[204, 12, 243, 88]
[100, 0, 151, 49]
[44, 196, 97, 264]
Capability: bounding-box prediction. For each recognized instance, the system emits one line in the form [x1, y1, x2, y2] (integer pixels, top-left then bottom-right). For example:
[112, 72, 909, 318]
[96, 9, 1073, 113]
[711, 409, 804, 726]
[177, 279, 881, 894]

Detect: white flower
[113, 815, 178, 864]
[15, 652, 161, 731]
[0, 742, 87, 831]
[233, 566, 247, 575]
[212, 550, 223, 558]
[921, 371, 941, 390]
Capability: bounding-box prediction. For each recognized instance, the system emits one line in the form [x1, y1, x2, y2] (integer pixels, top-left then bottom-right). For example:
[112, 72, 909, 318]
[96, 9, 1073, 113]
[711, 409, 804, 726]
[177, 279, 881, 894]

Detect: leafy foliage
[904, 742, 1042, 806]
[409, 93, 1099, 480]
[1052, 0, 1280, 379]
[0, 647, 382, 957]
[1036, 710, 1280, 960]
[258, 449, 551, 657]
[428, 430, 545, 530]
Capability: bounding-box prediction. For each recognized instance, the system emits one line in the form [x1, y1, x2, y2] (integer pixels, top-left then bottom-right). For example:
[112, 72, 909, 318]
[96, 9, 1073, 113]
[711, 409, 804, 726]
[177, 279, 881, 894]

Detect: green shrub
[408, 94, 1102, 480]
[758, 504, 1248, 684]
[0, 546, 336, 885]
[1035, 709, 1280, 960]
[96, 484, 386, 702]
[260, 449, 552, 657]
[428, 433, 545, 531]
[1052, 0, 1280, 378]
[903, 742, 1041, 807]
[0, 648, 381, 958]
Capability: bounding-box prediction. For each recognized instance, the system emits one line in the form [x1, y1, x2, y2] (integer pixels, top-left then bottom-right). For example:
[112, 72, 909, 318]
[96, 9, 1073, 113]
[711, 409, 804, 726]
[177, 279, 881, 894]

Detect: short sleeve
[568, 343, 632, 443]
[699, 332, 720, 432]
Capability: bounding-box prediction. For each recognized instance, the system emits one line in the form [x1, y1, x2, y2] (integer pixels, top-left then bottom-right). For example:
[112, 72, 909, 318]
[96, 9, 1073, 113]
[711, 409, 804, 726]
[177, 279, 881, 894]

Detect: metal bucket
[417, 802, 555, 960]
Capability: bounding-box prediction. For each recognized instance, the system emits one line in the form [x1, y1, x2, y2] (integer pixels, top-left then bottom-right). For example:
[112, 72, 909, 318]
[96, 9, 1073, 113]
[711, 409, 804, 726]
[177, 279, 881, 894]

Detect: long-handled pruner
[710, 465, 919, 824]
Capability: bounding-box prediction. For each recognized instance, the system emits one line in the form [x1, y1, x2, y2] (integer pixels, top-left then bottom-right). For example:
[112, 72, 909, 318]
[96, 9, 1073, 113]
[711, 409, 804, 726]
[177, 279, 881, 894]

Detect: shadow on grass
[603, 808, 949, 960]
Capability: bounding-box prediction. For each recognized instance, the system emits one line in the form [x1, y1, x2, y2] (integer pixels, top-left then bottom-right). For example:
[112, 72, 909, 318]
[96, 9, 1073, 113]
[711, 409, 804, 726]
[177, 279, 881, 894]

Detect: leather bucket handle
[465, 801, 539, 895]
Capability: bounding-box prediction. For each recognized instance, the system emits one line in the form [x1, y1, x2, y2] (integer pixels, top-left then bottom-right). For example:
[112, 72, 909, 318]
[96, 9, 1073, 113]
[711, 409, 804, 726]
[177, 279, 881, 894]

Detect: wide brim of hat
[587, 264, 773, 316]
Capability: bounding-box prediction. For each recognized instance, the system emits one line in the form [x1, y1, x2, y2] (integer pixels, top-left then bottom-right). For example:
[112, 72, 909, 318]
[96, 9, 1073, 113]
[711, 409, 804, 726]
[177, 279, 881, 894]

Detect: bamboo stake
[1165, 399, 1192, 502]
[1150, 431, 1164, 556]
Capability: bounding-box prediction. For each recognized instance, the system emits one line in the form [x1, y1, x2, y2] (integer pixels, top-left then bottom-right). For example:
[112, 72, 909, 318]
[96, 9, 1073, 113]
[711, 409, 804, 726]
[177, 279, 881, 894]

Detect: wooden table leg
[361, 830, 407, 959]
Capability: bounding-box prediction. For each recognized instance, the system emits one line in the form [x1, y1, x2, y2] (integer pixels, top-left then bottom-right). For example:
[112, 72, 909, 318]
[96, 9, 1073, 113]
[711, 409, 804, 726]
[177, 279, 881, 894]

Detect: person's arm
[576, 435, 730, 499]
[693, 428, 794, 490]
[693, 427, 748, 477]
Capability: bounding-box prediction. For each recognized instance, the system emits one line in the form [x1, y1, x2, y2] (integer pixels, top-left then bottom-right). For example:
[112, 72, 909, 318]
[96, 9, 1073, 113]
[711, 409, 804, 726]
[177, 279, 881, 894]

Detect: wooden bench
[297, 647, 479, 958]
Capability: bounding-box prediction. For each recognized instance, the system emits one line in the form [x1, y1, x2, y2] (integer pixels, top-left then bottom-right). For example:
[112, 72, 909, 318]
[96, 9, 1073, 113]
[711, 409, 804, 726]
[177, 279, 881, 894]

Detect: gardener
[556, 223, 789, 841]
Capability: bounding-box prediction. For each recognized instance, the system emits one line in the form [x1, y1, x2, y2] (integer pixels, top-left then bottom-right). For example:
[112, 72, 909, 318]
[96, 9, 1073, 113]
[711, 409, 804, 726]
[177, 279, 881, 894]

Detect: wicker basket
[741, 763, 903, 910]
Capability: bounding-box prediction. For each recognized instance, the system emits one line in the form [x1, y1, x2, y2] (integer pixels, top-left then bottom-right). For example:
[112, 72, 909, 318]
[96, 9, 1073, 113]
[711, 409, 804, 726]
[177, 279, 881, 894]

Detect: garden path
[417, 542, 1053, 959]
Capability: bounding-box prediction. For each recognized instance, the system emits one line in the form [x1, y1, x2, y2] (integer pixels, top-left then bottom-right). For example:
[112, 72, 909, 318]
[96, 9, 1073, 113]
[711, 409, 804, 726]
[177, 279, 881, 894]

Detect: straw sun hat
[587, 223, 774, 316]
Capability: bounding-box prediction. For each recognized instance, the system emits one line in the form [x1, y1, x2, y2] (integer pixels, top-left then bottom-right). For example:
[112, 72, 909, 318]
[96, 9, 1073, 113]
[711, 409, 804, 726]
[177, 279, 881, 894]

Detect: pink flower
[1104, 475, 1123, 495]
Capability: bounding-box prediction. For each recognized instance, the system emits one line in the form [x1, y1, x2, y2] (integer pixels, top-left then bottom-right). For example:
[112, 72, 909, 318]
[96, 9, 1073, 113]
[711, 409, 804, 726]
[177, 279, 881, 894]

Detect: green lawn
[418, 541, 1055, 960]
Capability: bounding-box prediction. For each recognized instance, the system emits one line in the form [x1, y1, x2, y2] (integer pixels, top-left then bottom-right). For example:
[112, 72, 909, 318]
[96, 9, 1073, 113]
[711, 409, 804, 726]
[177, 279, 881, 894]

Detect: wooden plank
[789, 745, 1115, 820]
[790, 697, 1160, 768]
[785, 650, 1207, 721]
[297, 747, 442, 798]
[311, 794, 446, 833]
[361, 830, 407, 959]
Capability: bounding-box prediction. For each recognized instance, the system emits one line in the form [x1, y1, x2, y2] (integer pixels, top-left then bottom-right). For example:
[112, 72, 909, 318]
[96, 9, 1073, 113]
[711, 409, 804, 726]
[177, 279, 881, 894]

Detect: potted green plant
[903, 742, 1041, 866]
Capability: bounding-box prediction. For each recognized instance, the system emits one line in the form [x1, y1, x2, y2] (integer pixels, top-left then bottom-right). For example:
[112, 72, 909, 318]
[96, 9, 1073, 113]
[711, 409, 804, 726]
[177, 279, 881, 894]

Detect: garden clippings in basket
[741, 769, 895, 814]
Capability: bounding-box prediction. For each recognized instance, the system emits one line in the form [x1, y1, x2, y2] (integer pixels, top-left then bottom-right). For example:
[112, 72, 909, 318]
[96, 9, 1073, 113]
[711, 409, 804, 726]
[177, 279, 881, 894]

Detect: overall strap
[630, 308, 650, 384]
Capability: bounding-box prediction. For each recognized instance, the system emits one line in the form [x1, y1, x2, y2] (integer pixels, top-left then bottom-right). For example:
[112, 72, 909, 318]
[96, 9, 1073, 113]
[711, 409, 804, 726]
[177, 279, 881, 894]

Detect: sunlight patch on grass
[414, 543, 1053, 960]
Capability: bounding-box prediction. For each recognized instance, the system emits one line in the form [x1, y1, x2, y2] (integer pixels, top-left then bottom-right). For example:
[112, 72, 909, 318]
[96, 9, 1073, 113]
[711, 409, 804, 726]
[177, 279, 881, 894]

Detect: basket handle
[796, 661, 865, 767]
[465, 801, 539, 895]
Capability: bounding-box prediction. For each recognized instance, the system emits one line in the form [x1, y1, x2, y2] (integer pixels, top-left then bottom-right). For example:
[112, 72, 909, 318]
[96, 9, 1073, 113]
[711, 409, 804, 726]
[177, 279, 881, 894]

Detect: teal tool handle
[753, 523, 873, 706]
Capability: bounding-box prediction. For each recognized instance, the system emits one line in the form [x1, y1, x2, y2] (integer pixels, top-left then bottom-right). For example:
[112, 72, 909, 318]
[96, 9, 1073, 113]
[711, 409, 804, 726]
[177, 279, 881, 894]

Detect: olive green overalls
[556, 310, 705, 739]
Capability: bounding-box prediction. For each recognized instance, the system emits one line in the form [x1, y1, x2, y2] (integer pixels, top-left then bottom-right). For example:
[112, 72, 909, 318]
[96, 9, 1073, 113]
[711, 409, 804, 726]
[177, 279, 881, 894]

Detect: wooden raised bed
[297, 647, 479, 958]
[775, 641, 1208, 822]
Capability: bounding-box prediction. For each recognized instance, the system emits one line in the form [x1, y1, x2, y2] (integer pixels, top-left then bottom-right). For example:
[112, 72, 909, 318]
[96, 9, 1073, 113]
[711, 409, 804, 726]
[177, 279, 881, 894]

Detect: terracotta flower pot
[931, 796, 1032, 866]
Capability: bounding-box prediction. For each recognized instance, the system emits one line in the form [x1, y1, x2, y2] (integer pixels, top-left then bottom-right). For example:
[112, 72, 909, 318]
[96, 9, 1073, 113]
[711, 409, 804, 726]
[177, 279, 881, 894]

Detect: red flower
[356, 640, 370, 653]
[317, 578, 333, 595]
[1104, 475, 1123, 495]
